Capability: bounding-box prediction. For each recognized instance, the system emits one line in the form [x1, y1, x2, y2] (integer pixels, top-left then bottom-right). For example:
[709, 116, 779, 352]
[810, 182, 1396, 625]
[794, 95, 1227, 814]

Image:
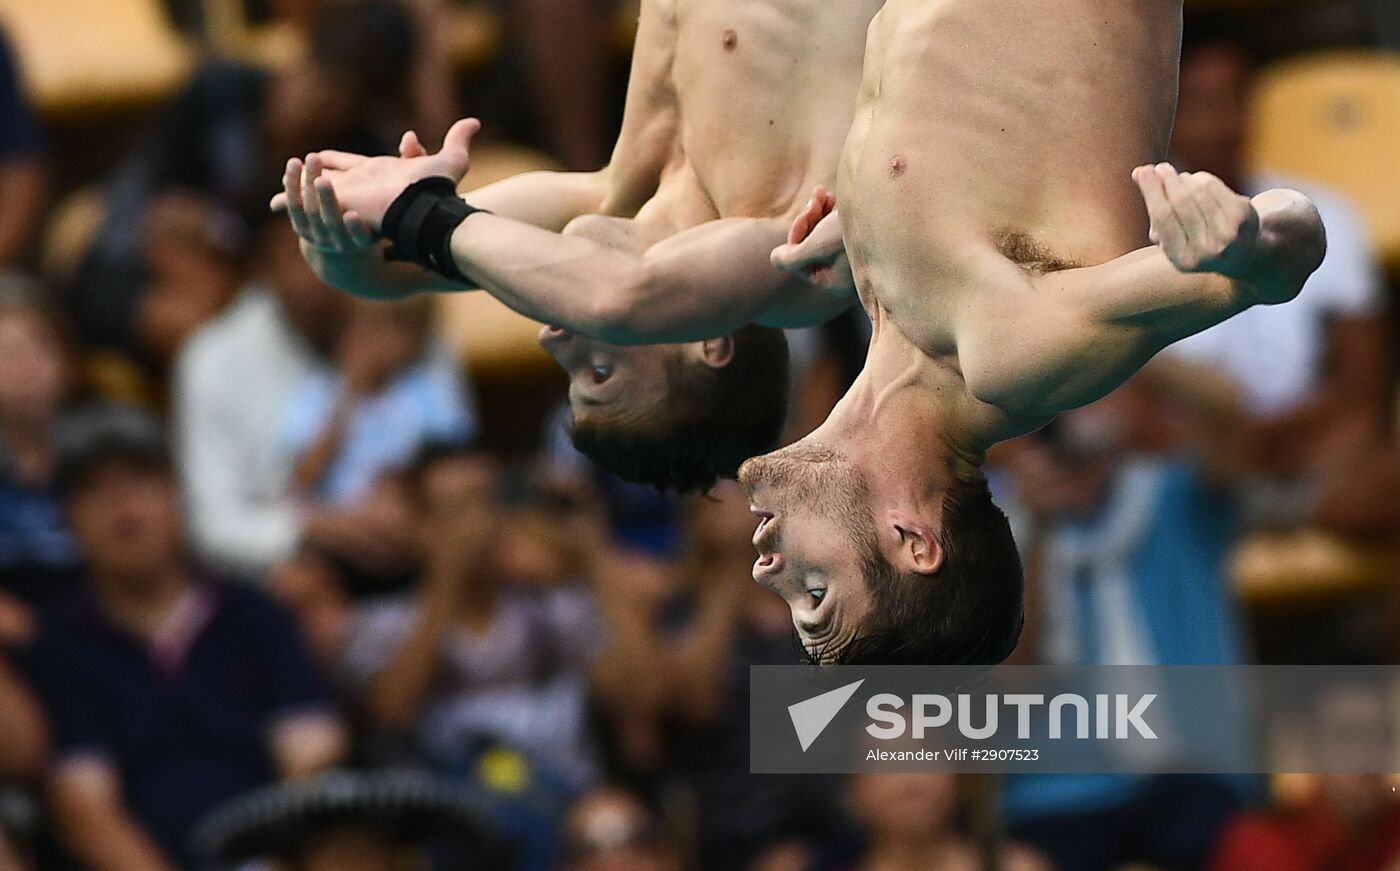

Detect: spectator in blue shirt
[24, 404, 346, 871]
[993, 367, 1254, 871]
[285, 296, 476, 509]
[0, 28, 44, 270]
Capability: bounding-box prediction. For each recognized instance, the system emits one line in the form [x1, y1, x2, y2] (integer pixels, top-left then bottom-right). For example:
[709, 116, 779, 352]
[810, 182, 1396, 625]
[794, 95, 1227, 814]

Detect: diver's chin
[737, 453, 772, 494]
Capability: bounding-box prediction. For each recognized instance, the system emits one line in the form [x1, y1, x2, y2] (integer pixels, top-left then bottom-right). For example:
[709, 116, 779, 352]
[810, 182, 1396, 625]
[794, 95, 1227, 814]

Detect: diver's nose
[752, 552, 785, 585]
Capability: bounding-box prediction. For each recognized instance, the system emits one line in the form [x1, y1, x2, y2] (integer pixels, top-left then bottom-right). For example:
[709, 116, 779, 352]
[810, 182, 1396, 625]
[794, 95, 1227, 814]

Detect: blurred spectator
[135, 192, 245, 370]
[837, 773, 1048, 871]
[0, 283, 58, 871]
[0, 657, 46, 871]
[0, 657, 44, 785]
[0, 824, 29, 871]
[66, 0, 425, 367]
[341, 444, 602, 788]
[994, 372, 1251, 871]
[0, 285, 65, 867]
[514, 0, 612, 170]
[293, 830, 403, 871]
[593, 482, 844, 871]
[1211, 678, 1400, 871]
[25, 405, 346, 871]
[541, 404, 686, 561]
[998, 371, 1249, 667]
[191, 769, 512, 871]
[0, 28, 44, 271]
[559, 786, 681, 871]
[173, 223, 360, 581]
[0, 279, 80, 604]
[284, 296, 477, 508]
[271, 470, 421, 664]
[1165, 26, 1398, 537]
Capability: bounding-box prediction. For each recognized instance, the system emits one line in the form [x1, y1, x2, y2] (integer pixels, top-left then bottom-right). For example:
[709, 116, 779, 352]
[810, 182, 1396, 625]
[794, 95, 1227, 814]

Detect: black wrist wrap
[381, 177, 487, 282]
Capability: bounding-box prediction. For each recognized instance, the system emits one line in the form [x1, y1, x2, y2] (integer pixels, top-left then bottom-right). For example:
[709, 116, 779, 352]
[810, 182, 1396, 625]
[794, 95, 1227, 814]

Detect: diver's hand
[771, 187, 854, 293]
[1135, 163, 1262, 279]
[273, 117, 481, 235]
[1135, 163, 1323, 306]
[273, 128, 430, 253]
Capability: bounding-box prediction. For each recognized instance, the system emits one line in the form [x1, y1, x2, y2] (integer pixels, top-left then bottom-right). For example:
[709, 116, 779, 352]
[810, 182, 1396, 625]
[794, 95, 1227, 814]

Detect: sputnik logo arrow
[787, 679, 865, 752]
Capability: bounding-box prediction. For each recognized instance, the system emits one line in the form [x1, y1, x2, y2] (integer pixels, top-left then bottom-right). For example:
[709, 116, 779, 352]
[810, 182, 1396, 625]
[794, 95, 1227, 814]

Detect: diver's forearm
[461, 168, 613, 231]
[301, 240, 470, 299]
[449, 213, 650, 341]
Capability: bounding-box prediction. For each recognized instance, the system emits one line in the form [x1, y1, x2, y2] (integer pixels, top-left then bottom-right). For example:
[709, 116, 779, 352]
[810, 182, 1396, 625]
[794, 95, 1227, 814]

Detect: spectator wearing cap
[23, 404, 346, 871]
[0, 28, 44, 271]
[191, 769, 511, 871]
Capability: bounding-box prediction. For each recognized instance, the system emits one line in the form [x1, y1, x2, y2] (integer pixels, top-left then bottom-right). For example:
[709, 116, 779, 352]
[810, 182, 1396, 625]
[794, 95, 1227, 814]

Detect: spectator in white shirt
[174, 225, 428, 580]
[1164, 25, 1398, 537]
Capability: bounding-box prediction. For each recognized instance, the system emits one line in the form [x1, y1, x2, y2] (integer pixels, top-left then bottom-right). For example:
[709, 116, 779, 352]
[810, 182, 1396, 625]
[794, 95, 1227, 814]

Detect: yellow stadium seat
[436, 143, 562, 375]
[1232, 529, 1397, 605]
[0, 0, 193, 116]
[1246, 51, 1400, 272]
[201, 0, 306, 68]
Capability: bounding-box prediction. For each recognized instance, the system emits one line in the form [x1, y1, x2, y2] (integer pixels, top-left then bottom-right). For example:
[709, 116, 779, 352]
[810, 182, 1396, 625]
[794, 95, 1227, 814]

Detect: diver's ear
[887, 509, 945, 576]
[697, 336, 736, 369]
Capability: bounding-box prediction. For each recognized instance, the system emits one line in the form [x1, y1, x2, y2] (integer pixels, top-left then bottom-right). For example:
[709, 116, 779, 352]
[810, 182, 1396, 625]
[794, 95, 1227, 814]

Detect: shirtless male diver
[745, 0, 1327, 665]
[274, 0, 884, 492]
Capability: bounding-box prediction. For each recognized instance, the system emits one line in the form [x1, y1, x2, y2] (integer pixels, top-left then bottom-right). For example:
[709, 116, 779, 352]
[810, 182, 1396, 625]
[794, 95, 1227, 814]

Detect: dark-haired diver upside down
[744, 0, 1326, 666]
[275, 0, 885, 493]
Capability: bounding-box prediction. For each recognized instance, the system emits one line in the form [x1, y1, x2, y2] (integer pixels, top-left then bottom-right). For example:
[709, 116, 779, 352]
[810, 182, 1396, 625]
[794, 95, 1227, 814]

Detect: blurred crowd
[0, 0, 1396, 870]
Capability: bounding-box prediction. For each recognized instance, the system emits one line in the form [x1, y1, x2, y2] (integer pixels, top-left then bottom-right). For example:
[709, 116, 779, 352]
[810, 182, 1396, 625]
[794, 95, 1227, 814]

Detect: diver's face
[738, 442, 875, 658]
[539, 327, 679, 421]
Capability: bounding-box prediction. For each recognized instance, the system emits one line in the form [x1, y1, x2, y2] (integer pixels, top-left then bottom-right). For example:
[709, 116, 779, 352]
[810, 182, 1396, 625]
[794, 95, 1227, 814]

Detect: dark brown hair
[570, 326, 790, 493]
[811, 478, 1025, 666]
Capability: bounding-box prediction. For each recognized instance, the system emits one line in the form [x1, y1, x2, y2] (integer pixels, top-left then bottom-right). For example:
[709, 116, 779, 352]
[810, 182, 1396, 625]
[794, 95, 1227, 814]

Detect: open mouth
[750, 507, 774, 547]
